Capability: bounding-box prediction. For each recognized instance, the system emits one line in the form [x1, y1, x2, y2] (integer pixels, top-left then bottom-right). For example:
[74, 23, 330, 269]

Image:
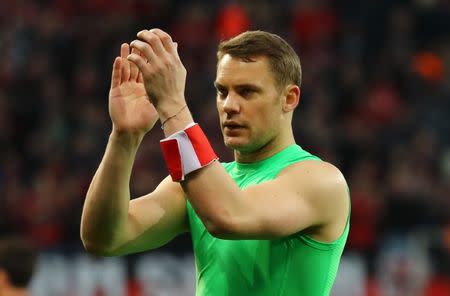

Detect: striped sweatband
[160, 123, 218, 182]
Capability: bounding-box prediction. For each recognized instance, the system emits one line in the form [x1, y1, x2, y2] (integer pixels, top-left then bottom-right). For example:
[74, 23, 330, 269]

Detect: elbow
[80, 235, 118, 257]
[204, 213, 275, 239]
[204, 215, 238, 239]
[205, 223, 231, 239]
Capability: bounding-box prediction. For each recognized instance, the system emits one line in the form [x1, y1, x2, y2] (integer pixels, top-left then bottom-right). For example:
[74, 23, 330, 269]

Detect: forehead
[215, 54, 276, 87]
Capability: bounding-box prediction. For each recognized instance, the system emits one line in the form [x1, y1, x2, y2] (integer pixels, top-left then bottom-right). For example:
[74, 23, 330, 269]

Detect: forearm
[80, 131, 142, 254]
[182, 163, 246, 234]
[161, 108, 246, 234]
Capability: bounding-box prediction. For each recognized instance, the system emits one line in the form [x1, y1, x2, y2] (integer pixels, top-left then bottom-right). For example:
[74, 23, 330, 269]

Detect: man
[0, 237, 37, 296]
[81, 29, 350, 295]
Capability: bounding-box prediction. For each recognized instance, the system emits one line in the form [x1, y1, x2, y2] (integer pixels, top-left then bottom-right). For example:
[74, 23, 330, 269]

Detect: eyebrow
[214, 82, 262, 92]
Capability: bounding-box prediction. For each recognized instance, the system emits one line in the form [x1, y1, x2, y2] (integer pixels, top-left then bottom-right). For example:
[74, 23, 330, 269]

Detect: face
[215, 54, 284, 153]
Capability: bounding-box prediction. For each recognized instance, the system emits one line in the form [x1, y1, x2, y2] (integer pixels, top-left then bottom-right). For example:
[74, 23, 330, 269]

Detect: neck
[234, 126, 295, 163]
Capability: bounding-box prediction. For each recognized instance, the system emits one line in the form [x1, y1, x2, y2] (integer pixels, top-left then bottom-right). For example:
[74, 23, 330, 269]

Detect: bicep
[235, 178, 317, 238]
[112, 176, 188, 255]
[226, 162, 348, 239]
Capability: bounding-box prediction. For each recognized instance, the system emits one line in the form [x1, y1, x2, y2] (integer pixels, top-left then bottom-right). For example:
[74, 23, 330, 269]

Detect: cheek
[255, 108, 282, 137]
[257, 106, 278, 125]
[216, 102, 224, 117]
[216, 100, 221, 111]
[247, 110, 273, 139]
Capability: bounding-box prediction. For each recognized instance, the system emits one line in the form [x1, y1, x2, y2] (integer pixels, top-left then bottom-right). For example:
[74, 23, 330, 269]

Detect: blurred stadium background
[0, 0, 449, 295]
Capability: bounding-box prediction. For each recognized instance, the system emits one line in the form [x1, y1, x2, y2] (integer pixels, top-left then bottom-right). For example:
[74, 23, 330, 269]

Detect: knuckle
[161, 34, 171, 42]
[132, 41, 143, 50]
[141, 42, 150, 50]
[141, 31, 151, 39]
[162, 58, 171, 66]
[142, 68, 152, 78]
[150, 28, 162, 35]
[147, 34, 157, 43]
[137, 59, 146, 68]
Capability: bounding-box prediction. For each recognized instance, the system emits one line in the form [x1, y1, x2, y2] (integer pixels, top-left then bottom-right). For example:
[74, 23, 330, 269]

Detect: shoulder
[279, 160, 349, 221]
[279, 160, 347, 190]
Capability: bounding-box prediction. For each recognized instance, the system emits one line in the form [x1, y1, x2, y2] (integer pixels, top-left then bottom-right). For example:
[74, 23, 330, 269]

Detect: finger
[139, 49, 147, 62]
[111, 57, 122, 88]
[148, 28, 175, 54]
[127, 53, 149, 75]
[130, 40, 157, 63]
[120, 43, 131, 82]
[137, 72, 144, 84]
[129, 47, 140, 81]
[172, 42, 181, 60]
[137, 30, 166, 57]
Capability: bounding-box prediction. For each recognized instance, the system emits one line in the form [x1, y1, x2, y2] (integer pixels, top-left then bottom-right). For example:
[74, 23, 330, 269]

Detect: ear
[282, 85, 300, 113]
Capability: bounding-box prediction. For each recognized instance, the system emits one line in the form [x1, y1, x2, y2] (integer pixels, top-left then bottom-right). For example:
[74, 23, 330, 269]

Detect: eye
[239, 88, 254, 97]
[216, 87, 228, 98]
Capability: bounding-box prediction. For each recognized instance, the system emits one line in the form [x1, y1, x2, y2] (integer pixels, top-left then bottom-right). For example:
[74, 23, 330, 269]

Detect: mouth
[224, 125, 243, 130]
[222, 122, 246, 136]
[223, 122, 244, 130]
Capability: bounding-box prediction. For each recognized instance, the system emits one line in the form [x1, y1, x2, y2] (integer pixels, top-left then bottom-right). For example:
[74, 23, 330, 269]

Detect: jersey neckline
[234, 144, 300, 172]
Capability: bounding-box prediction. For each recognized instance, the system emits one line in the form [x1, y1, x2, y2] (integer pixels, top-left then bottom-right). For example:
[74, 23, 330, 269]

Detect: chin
[223, 137, 248, 150]
[224, 137, 260, 153]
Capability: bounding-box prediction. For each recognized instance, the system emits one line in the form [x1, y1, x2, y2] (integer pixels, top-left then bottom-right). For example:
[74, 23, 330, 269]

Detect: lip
[224, 126, 243, 132]
[222, 122, 245, 135]
[222, 121, 244, 128]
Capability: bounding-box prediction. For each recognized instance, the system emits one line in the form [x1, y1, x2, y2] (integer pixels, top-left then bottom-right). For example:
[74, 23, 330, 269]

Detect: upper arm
[219, 161, 349, 240]
[111, 176, 188, 255]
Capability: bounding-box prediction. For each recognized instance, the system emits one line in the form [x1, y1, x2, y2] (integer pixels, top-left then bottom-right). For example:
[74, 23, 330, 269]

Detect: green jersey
[187, 144, 349, 295]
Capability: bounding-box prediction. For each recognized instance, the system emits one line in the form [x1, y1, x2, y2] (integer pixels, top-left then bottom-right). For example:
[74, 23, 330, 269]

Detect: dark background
[0, 0, 449, 295]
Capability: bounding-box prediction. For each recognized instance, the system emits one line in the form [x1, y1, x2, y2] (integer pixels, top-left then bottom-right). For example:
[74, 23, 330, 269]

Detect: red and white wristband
[160, 123, 218, 182]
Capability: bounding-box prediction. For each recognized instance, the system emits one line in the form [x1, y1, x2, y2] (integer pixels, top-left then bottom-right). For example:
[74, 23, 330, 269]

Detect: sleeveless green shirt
[187, 144, 349, 295]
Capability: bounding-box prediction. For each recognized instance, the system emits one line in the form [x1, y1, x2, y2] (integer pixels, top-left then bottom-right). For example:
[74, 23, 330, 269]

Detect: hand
[109, 43, 159, 136]
[128, 29, 187, 122]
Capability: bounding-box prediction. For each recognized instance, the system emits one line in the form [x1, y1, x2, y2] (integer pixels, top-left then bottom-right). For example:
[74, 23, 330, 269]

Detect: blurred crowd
[0, 0, 449, 294]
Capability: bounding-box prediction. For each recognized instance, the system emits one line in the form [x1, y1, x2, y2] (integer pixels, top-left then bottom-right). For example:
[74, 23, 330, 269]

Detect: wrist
[155, 97, 187, 122]
[160, 123, 218, 182]
[161, 105, 194, 136]
[109, 129, 144, 150]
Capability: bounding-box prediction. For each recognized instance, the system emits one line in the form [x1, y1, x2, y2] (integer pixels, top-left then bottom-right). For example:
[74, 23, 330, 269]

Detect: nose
[222, 92, 240, 114]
